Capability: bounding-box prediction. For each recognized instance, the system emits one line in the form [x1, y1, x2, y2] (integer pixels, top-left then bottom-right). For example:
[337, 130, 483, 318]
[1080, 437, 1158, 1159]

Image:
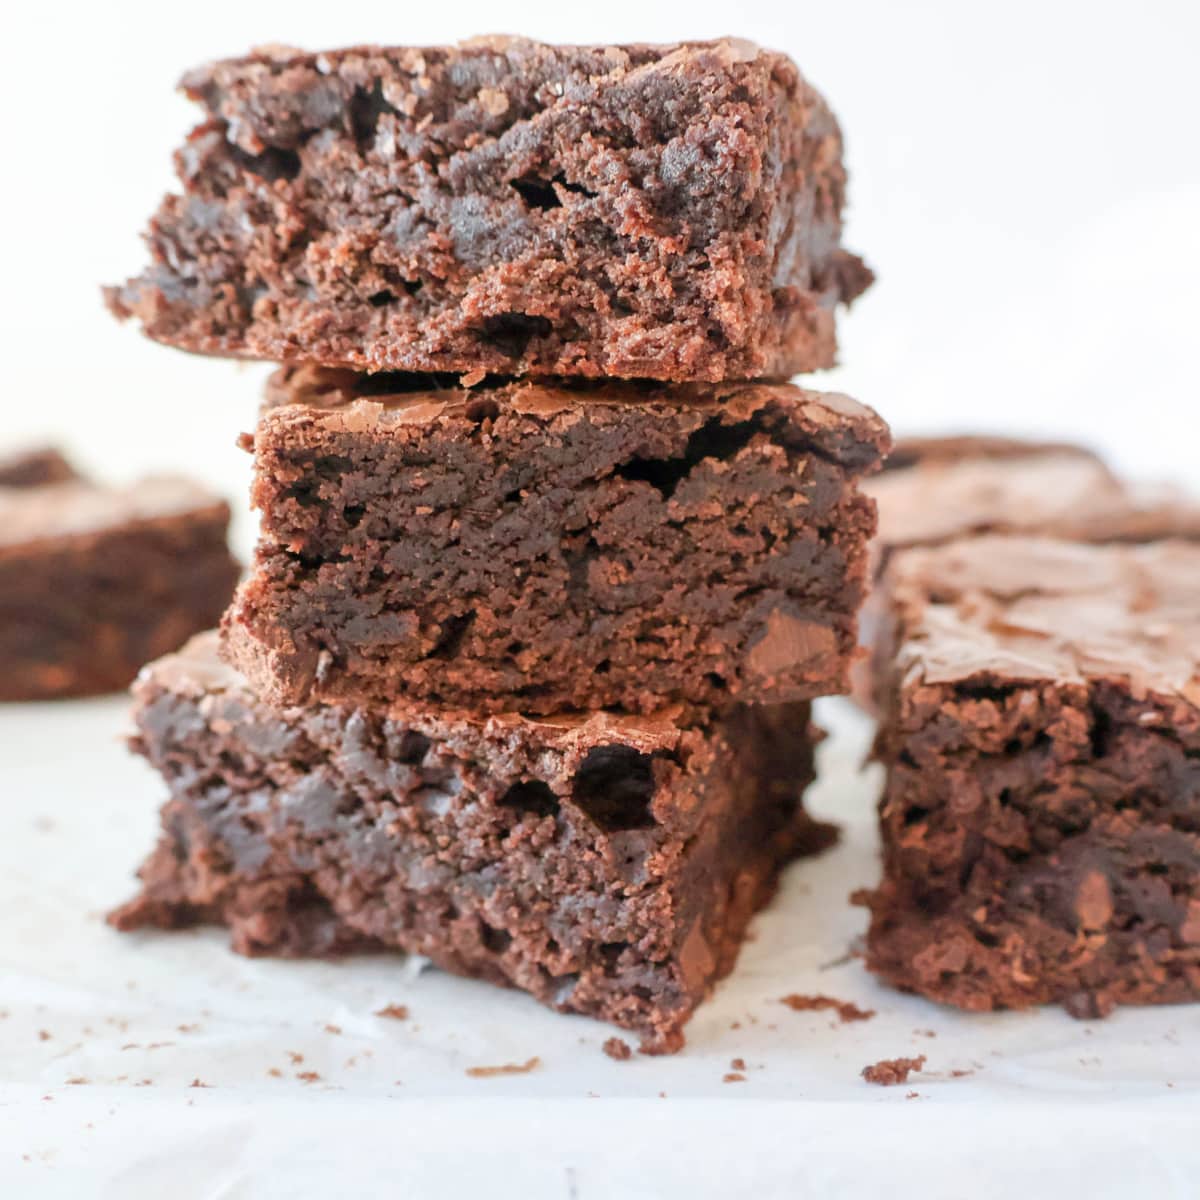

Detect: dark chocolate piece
[0, 477, 239, 700]
[861, 535, 1200, 1017]
[222, 367, 888, 715]
[110, 633, 830, 1051]
[105, 37, 871, 382]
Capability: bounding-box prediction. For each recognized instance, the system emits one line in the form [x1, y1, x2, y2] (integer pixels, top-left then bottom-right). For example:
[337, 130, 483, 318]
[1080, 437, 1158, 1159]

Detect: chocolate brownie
[222, 366, 888, 715]
[110, 632, 830, 1051]
[104, 37, 871, 382]
[0, 476, 239, 700]
[860, 535, 1200, 1018]
[0, 446, 79, 488]
[867, 440, 1200, 560]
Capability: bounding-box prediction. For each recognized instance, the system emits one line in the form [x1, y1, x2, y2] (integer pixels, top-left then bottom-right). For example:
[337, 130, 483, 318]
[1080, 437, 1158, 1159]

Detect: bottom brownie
[860, 536, 1200, 1018]
[110, 633, 830, 1051]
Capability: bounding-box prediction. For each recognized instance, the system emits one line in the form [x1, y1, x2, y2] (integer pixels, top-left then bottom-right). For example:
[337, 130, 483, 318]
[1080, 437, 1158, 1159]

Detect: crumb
[723, 1073, 746, 1083]
[267, 1068, 283, 1079]
[287, 1051, 304, 1065]
[914, 1029, 936, 1038]
[861, 1056, 927, 1086]
[297, 1071, 321, 1084]
[189, 1078, 210, 1089]
[375, 1005, 409, 1020]
[730, 1021, 741, 1030]
[135, 1079, 153, 1087]
[66, 1077, 88, 1086]
[905, 1091, 919, 1099]
[950, 1069, 974, 1079]
[120, 1043, 139, 1051]
[730, 1057, 746, 1071]
[177, 1023, 200, 1034]
[465, 1057, 540, 1079]
[602, 1037, 632, 1061]
[37, 1030, 51, 1041]
[324, 1024, 342, 1035]
[780, 994, 875, 1023]
[461, 368, 487, 387]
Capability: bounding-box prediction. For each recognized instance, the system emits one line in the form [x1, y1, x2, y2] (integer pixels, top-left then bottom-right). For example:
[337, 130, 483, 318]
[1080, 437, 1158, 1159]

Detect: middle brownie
[224, 366, 889, 714]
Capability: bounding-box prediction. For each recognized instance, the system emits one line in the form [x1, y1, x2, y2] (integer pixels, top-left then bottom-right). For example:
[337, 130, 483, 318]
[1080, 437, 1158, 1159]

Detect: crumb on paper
[297, 1071, 321, 1084]
[324, 1024, 342, 1035]
[177, 1023, 200, 1034]
[189, 1078, 211, 1089]
[950, 1068, 974, 1079]
[861, 1056, 927, 1086]
[602, 1037, 632, 1061]
[37, 1030, 51, 1041]
[915, 1028, 936, 1038]
[375, 1004, 409, 1020]
[266, 1068, 283, 1079]
[288, 1051, 304, 1065]
[780, 994, 875, 1023]
[906, 1090, 919, 1099]
[730, 1057, 746, 1071]
[66, 1077, 88, 1086]
[466, 1056, 541, 1079]
[723, 1073, 746, 1083]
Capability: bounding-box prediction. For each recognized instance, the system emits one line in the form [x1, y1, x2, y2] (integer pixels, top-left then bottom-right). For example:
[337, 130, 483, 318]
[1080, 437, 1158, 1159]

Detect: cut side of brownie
[110, 632, 831, 1051]
[105, 37, 871, 382]
[222, 367, 888, 715]
[0, 476, 239, 700]
[861, 535, 1200, 1018]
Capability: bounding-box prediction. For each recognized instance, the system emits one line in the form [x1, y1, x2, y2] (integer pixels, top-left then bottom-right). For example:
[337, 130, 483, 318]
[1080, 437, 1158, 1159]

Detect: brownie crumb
[780, 994, 875, 1022]
[297, 1071, 321, 1084]
[375, 1004, 409, 1021]
[324, 1023, 342, 1035]
[602, 1037, 632, 1061]
[189, 1078, 210, 1089]
[723, 1073, 746, 1083]
[37, 1030, 51, 1041]
[466, 1057, 541, 1079]
[862, 1056, 926, 1086]
[66, 1077, 89, 1086]
[287, 1051, 304, 1065]
[905, 1090, 919, 1099]
[730, 1057, 747, 1071]
[266, 1068, 283, 1079]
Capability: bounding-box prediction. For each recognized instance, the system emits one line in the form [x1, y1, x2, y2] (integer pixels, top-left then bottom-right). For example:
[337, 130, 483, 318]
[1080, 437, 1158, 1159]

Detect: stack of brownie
[105, 38, 887, 1050]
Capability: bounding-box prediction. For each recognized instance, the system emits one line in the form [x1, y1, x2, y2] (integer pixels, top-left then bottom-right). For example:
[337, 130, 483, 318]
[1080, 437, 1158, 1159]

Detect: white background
[2, 2, 1200, 1195]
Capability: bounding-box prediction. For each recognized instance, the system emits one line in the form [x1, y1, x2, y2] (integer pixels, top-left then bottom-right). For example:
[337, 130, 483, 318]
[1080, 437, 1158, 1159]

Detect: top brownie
[0, 447, 79, 488]
[105, 37, 871, 382]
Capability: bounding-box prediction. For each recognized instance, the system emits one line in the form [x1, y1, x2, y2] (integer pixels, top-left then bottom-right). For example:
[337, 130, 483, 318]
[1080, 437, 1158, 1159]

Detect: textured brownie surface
[224, 367, 888, 715]
[861, 535, 1200, 1017]
[0, 477, 239, 700]
[110, 633, 828, 1050]
[0, 447, 80, 488]
[105, 37, 871, 382]
[867, 441, 1200, 557]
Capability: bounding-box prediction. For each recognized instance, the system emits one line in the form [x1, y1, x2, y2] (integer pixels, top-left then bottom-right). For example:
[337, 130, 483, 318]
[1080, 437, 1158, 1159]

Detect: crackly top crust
[0, 477, 230, 550]
[867, 449, 1200, 551]
[150, 632, 690, 755]
[261, 365, 891, 471]
[885, 535, 1200, 704]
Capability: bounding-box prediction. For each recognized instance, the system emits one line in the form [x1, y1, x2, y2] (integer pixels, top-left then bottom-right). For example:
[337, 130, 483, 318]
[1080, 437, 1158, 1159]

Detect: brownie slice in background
[0, 474, 239, 700]
[221, 367, 888, 715]
[106, 37, 871, 382]
[860, 534, 1200, 1018]
[110, 633, 830, 1052]
[0, 446, 80, 488]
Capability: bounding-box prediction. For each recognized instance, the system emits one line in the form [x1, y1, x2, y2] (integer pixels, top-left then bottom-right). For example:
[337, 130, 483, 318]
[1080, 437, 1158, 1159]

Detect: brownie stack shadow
[105, 37, 887, 1052]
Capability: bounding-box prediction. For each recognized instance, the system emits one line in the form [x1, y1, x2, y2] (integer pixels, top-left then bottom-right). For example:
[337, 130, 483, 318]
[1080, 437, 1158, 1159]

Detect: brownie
[867, 440, 1200, 560]
[860, 535, 1200, 1018]
[221, 366, 888, 716]
[0, 476, 239, 700]
[0, 446, 79, 488]
[110, 632, 830, 1051]
[104, 37, 871, 382]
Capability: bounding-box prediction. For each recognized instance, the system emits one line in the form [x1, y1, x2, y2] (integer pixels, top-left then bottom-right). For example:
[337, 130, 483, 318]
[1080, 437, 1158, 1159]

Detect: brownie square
[110, 632, 829, 1051]
[0, 475, 239, 700]
[861, 535, 1200, 1018]
[221, 367, 888, 715]
[105, 37, 871, 382]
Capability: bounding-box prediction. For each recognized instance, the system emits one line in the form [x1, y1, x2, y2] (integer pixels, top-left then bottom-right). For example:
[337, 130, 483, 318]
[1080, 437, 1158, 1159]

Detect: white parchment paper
[1, 696, 1197, 1198]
